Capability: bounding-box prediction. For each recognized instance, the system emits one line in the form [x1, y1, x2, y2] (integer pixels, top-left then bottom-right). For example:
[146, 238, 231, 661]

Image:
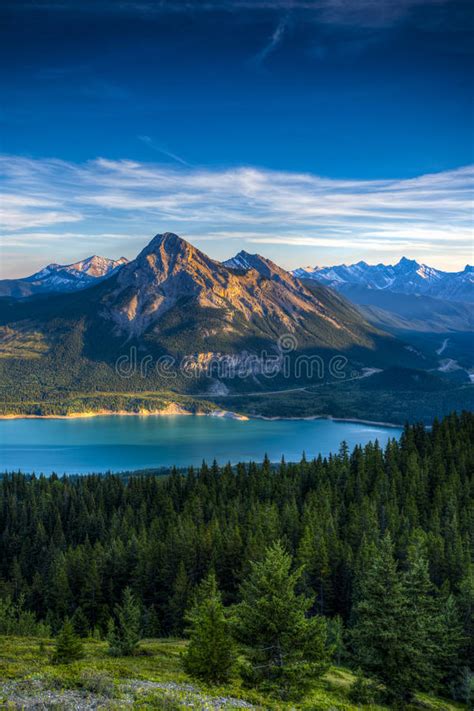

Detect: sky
[0, 0, 473, 277]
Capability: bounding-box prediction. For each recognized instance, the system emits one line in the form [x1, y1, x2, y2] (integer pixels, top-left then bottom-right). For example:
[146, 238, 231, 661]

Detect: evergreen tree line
[0, 411, 473, 703]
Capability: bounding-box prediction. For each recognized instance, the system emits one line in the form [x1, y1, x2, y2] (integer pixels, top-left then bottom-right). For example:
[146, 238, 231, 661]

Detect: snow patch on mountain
[0, 256, 128, 298]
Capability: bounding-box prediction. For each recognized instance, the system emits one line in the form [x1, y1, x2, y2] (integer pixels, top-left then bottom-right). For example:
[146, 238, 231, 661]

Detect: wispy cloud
[5, 1, 453, 28]
[0, 154, 472, 276]
[137, 136, 191, 167]
[252, 15, 290, 66]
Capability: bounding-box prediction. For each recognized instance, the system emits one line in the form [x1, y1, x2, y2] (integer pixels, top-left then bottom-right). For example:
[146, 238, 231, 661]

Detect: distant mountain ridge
[224, 251, 473, 333]
[4, 249, 472, 304]
[0, 255, 128, 298]
[292, 257, 473, 303]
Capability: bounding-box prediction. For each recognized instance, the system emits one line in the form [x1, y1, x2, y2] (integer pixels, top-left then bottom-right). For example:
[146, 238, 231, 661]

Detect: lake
[0, 415, 402, 475]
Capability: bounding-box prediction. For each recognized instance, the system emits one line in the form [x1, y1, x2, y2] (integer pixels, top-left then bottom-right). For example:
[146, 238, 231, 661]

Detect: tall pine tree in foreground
[352, 534, 442, 707]
[351, 534, 418, 705]
[107, 587, 141, 657]
[232, 542, 330, 700]
[182, 572, 234, 684]
[352, 534, 468, 705]
[402, 542, 438, 693]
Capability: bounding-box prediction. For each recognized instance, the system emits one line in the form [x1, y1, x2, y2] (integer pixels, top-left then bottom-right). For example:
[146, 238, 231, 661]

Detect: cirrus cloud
[0, 154, 472, 277]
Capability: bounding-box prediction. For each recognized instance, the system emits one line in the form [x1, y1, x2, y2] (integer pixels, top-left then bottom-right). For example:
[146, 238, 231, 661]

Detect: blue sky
[0, 0, 473, 276]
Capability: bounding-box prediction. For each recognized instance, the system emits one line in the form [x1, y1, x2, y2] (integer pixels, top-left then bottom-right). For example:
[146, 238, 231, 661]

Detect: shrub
[79, 670, 115, 697]
[0, 595, 50, 637]
[348, 672, 378, 705]
[52, 619, 84, 664]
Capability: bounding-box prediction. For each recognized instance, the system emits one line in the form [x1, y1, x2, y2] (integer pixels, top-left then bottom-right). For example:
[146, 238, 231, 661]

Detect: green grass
[0, 636, 465, 710]
[0, 323, 51, 359]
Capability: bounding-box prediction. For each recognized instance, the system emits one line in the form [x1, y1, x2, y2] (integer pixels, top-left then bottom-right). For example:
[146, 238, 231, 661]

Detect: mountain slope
[0, 232, 432, 398]
[0, 255, 128, 298]
[337, 284, 473, 333]
[95, 233, 380, 351]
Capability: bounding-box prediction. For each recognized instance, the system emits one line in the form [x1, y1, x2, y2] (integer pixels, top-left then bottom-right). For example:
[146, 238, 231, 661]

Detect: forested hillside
[0, 411, 473, 706]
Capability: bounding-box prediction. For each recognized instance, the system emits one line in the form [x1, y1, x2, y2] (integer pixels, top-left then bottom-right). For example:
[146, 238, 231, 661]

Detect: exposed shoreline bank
[0, 403, 247, 422]
[251, 413, 402, 428]
[0, 405, 401, 428]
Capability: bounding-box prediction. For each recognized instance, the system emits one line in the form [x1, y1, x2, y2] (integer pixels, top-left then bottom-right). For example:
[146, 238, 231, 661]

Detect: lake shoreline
[0, 406, 401, 428]
[0, 406, 249, 422]
[252, 413, 401, 428]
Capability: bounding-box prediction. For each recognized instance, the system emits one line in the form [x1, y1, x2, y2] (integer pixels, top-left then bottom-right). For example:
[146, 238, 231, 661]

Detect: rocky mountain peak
[99, 231, 362, 342]
[223, 249, 293, 284]
[125, 232, 220, 284]
[142, 232, 192, 255]
[397, 256, 419, 269]
[71, 255, 128, 277]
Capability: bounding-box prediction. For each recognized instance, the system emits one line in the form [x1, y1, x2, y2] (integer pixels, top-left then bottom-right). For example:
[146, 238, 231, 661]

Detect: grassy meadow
[0, 636, 466, 710]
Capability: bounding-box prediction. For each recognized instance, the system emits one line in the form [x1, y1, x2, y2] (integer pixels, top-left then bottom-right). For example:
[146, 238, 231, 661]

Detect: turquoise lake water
[0, 415, 402, 475]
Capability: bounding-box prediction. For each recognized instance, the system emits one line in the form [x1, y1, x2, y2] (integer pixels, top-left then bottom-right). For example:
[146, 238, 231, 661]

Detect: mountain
[93, 233, 380, 350]
[0, 233, 431, 399]
[1, 233, 470, 419]
[293, 258, 474, 303]
[0, 255, 128, 298]
[222, 250, 287, 279]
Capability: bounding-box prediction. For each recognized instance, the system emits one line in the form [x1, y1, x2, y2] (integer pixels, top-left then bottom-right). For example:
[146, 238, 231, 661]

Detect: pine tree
[433, 593, 466, 700]
[351, 534, 419, 705]
[232, 542, 330, 700]
[403, 542, 438, 691]
[182, 572, 234, 684]
[458, 566, 474, 669]
[326, 615, 346, 665]
[107, 587, 141, 656]
[52, 618, 84, 663]
[46, 553, 72, 627]
[168, 561, 190, 635]
[71, 606, 90, 638]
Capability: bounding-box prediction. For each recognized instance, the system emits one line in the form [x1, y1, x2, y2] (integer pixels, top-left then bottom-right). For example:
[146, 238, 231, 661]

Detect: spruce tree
[433, 593, 466, 699]
[182, 572, 234, 684]
[351, 534, 417, 705]
[52, 618, 84, 663]
[107, 587, 141, 656]
[232, 542, 330, 700]
[326, 615, 346, 665]
[403, 542, 438, 692]
[168, 561, 189, 635]
[71, 606, 89, 638]
[458, 566, 474, 669]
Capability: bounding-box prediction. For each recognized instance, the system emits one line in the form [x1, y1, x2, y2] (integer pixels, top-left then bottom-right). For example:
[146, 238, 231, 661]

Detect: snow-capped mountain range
[0, 255, 128, 298]
[292, 257, 473, 303]
[3, 248, 471, 304]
